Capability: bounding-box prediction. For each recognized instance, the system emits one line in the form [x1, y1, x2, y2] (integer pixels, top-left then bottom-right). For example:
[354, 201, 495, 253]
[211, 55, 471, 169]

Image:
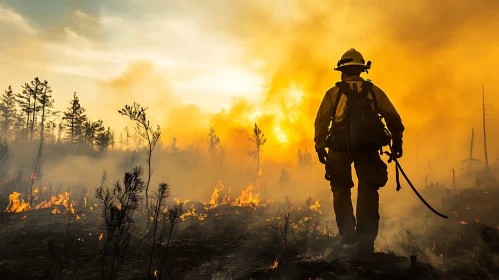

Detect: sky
[0, 0, 264, 114]
[2, 0, 499, 181]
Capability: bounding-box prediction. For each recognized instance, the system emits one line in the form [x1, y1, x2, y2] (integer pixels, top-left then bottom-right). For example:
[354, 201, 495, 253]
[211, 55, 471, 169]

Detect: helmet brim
[334, 63, 370, 71]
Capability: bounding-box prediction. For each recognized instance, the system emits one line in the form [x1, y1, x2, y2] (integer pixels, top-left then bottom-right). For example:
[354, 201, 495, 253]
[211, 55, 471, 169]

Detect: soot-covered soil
[1, 187, 499, 280]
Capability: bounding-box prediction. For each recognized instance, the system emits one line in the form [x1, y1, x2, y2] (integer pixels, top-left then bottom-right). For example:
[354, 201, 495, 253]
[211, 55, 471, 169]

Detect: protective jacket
[314, 76, 404, 153]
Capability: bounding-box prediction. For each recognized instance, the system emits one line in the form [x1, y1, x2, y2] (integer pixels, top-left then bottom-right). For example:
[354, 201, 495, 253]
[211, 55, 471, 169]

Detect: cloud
[0, 5, 36, 34]
[62, 26, 91, 47]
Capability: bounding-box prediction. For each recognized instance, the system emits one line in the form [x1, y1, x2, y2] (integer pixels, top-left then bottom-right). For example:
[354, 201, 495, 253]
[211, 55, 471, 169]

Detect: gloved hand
[392, 138, 403, 158]
[316, 148, 328, 164]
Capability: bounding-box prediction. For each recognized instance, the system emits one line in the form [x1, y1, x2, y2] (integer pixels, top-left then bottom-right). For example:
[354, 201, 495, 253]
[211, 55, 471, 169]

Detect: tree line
[0, 77, 313, 165]
[0, 77, 114, 153]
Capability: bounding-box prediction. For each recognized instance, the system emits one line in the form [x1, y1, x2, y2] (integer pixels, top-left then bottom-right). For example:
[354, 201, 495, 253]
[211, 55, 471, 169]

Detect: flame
[230, 170, 263, 208]
[230, 181, 262, 208]
[5, 191, 78, 216]
[309, 200, 322, 214]
[180, 206, 207, 221]
[154, 270, 158, 279]
[32, 187, 39, 201]
[207, 181, 225, 209]
[84, 194, 87, 208]
[42, 187, 46, 195]
[269, 258, 279, 271]
[99, 233, 104, 241]
[375, 248, 381, 253]
[460, 221, 468, 225]
[222, 187, 231, 204]
[5, 192, 30, 213]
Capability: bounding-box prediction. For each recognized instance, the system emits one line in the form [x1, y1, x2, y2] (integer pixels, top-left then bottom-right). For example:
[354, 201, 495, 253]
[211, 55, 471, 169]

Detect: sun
[273, 125, 288, 143]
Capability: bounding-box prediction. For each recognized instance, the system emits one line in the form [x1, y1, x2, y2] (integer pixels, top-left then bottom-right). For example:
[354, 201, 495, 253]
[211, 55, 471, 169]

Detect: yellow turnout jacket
[314, 76, 404, 151]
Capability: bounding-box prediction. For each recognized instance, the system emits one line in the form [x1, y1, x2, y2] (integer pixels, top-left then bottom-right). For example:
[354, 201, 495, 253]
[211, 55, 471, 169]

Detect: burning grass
[1, 177, 499, 279]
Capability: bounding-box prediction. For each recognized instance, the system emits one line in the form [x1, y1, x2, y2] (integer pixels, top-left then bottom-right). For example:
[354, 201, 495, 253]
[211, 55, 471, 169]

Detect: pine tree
[124, 126, 131, 150]
[16, 83, 33, 139]
[37, 80, 55, 145]
[95, 126, 114, 152]
[45, 120, 57, 144]
[119, 132, 124, 150]
[248, 123, 266, 171]
[170, 137, 178, 153]
[208, 127, 221, 158]
[12, 111, 25, 140]
[57, 122, 64, 143]
[62, 92, 87, 144]
[109, 128, 115, 150]
[28, 78, 45, 143]
[0, 86, 17, 141]
[84, 119, 104, 153]
[297, 148, 312, 167]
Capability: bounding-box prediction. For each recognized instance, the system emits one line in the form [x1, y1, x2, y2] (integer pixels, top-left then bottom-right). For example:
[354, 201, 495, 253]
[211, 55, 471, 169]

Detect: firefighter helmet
[334, 48, 371, 72]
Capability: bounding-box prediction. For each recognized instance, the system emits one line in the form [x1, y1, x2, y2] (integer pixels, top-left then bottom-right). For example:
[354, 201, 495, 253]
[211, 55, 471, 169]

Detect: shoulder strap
[361, 81, 379, 113]
[331, 81, 350, 120]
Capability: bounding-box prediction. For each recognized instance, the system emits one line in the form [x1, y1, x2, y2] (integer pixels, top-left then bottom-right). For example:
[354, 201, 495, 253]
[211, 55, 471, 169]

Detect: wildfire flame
[269, 258, 279, 271]
[5, 192, 30, 213]
[460, 221, 468, 225]
[230, 181, 262, 208]
[180, 206, 207, 221]
[32, 187, 39, 201]
[222, 187, 231, 204]
[309, 200, 322, 214]
[99, 233, 104, 241]
[207, 181, 225, 209]
[5, 191, 79, 217]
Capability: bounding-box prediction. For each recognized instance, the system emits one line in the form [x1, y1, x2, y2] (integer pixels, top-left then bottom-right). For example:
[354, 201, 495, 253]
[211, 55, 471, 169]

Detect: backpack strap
[331, 81, 351, 121]
[361, 81, 379, 114]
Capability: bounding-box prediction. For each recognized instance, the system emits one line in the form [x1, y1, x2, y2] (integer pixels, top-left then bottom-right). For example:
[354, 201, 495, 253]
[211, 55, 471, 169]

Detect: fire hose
[384, 144, 448, 219]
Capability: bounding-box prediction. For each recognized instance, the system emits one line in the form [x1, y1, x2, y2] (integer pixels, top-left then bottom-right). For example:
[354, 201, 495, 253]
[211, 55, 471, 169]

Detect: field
[1, 172, 498, 280]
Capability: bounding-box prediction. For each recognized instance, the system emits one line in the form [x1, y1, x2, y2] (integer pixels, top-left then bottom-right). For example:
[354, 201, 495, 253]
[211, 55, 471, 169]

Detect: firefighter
[314, 49, 404, 255]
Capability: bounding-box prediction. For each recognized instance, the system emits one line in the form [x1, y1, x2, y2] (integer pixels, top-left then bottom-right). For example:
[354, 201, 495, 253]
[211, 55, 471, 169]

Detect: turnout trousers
[325, 151, 388, 252]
